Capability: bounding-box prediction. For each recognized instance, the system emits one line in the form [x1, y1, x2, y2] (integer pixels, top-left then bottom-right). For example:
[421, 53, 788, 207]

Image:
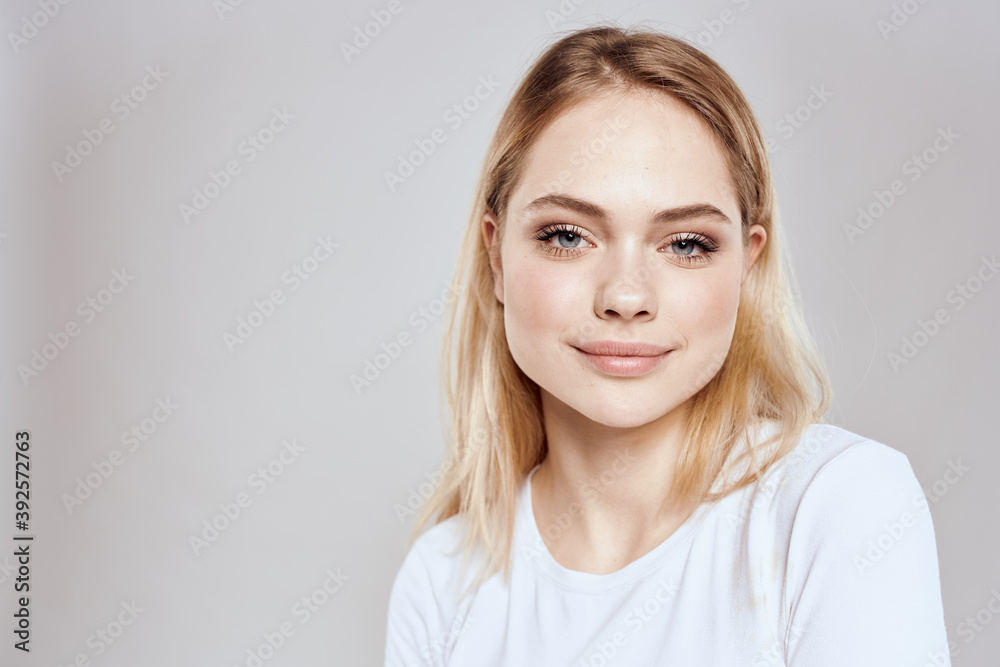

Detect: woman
[385, 24, 950, 666]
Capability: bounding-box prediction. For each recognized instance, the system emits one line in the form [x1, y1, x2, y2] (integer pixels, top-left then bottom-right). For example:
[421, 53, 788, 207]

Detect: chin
[589, 411, 661, 430]
[561, 391, 682, 430]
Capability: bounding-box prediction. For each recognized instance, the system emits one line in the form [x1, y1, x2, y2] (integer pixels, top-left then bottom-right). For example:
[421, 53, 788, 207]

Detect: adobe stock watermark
[0, 556, 16, 585]
[541, 113, 631, 195]
[951, 587, 1000, 658]
[61, 397, 179, 514]
[350, 279, 463, 394]
[8, 0, 73, 54]
[213, 0, 248, 21]
[179, 106, 295, 224]
[920, 459, 969, 504]
[538, 449, 638, 545]
[232, 566, 350, 667]
[17, 267, 135, 386]
[51, 65, 170, 183]
[887, 253, 998, 372]
[420, 615, 476, 665]
[383, 75, 501, 192]
[340, 0, 412, 62]
[725, 426, 837, 530]
[55, 600, 144, 666]
[843, 126, 959, 244]
[752, 622, 805, 667]
[877, 0, 931, 41]
[575, 576, 680, 666]
[544, 0, 593, 30]
[853, 488, 933, 574]
[394, 426, 493, 522]
[764, 85, 834, 155]
[684, 0, 754, 49]
[519, 448, 639, 564]
[223, 235, 340, 352]
[187, 438, 306, 556]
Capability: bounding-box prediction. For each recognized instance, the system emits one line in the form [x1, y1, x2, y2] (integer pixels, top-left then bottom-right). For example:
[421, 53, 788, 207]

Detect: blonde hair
[410, 23, 832, 600]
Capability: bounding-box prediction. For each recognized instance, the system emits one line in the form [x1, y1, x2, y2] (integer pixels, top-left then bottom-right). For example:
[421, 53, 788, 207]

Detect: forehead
[511, 89, 738, 219]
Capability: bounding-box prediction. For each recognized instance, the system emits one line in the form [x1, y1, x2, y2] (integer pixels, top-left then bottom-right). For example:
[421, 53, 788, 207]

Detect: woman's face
[483, 89, 766, 429]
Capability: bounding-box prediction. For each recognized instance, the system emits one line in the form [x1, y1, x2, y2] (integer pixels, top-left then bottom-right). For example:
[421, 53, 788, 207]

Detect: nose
[595, 250, 657, 321]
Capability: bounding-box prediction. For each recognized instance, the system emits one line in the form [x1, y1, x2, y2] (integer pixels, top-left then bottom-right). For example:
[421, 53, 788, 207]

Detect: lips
[572, 340, 672, 377]
[574, 340, 671, 357]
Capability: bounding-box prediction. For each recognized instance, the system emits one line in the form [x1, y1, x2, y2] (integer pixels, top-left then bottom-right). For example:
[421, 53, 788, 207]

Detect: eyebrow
[522, 193, 733, 225]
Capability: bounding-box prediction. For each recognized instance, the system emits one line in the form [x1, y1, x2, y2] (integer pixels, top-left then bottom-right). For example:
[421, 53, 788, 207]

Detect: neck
[531, 391, 701, 574]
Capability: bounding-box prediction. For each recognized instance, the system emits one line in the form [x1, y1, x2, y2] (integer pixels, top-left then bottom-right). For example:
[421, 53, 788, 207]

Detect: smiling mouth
[573, 340, 671, 356]
[572, 345, 671, 377]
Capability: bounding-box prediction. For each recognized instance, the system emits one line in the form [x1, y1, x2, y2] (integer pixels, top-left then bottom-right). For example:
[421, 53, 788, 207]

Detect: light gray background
[1, 0, 997, 665]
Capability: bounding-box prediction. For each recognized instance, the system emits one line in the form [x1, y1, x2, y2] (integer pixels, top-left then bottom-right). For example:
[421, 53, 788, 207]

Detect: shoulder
[778, 423, 939, 573]
[750, 422, 932, 562]
[753, 424, 950, 665]
[722, 422, 923, 528]
[764, 423, 926, 523]
[780, 422, 916, 486]
[385, 515, 477, 666]
[731, 422, 934, 579]
[388, 513, 469, 611]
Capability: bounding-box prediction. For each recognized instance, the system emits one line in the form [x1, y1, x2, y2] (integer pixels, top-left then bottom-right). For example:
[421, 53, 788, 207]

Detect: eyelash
[532, 224, 720, 264]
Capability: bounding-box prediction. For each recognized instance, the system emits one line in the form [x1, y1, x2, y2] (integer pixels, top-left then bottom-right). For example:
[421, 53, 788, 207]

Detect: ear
[741, 223, 767, 285]
[482, 212, 504, 304]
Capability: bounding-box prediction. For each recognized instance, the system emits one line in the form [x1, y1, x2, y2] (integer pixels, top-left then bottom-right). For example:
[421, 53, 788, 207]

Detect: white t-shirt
[384, 423, 951, 666]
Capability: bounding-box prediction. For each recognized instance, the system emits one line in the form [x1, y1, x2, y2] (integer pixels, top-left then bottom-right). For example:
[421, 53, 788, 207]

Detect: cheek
[502, 258, 582, 356]
[669, 265, 743, 344]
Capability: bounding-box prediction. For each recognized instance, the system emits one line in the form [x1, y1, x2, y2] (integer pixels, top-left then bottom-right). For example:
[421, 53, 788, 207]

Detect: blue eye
[663, 233, 720, 264]
[555, 231, 585, 248]
[672, 239, 697, 255]
[532, 224, 720, 263]
[533, 224, 593, 256]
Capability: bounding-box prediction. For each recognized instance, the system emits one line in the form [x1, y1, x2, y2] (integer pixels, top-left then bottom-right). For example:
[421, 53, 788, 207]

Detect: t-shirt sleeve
[781, 441, 951, 666]
[384, 537, 452, 667]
